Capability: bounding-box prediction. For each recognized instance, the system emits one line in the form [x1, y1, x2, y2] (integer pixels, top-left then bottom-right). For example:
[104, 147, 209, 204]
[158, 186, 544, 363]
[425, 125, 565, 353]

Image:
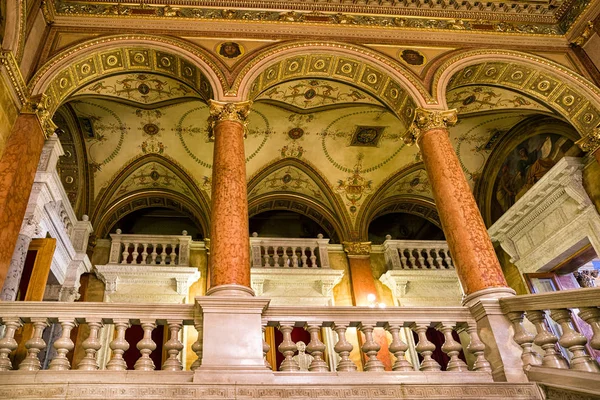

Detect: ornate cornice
[343, 241, 372, 256]
[571, 21, 594, 46]
[404, 108, 458, 145]
[0, 50, 29, 107]
[21, 94, 57, 139]
[576, 126, 600, 154]
[207, 100, 252, 140]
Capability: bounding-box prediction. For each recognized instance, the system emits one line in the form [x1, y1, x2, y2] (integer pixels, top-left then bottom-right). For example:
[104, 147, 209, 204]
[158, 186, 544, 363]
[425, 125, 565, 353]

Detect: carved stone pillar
[342, 242, 377, 307]
[205, 100, 253, 297]
[576, 126, 600, 165]
[404, 108, 508, 296]
[0, 102, 53, 290]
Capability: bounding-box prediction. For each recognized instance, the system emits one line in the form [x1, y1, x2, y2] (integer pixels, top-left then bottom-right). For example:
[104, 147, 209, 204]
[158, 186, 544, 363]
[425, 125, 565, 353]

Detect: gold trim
[343, 241, 372, 256]
[404, 108, 457, 145]
[0, 50, 29, 107]
[21, 94, 57, 139]
[576, 126, 600, 154]
[207, 100, 252, 140]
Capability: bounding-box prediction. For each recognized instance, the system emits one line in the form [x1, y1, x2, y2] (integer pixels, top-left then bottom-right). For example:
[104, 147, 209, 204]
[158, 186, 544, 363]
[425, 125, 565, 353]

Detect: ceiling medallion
[350, 126, 384, 147]
[143, 123, 160, 136]
[288, 128, 304, 140]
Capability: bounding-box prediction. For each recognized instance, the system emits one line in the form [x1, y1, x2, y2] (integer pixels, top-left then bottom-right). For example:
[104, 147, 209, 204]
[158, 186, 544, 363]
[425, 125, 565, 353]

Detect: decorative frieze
[342, 241, 371, 256]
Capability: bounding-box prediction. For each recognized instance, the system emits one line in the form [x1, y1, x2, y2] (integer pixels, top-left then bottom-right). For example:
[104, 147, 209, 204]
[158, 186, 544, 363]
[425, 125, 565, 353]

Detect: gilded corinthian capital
[343, 241, 372, 256]
[576, 126, 600, 155]
[403, 108, 458, 145]
[207, 100, 252, 140]
[22, 94, 58, 139]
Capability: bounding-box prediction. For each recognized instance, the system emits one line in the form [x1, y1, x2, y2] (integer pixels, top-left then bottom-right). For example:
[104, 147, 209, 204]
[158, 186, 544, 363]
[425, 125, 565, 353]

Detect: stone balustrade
[262, 305, 490, 374]
[500, 287, 600, 376]
[383, 236, 453, 270]
[108, 230, 191, 267]
[250, 233, 330, 269]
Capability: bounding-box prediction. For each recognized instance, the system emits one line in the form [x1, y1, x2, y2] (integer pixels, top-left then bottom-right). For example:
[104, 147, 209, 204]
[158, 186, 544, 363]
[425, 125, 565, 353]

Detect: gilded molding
[41, 0, 56, 25]
[404, 108, 458, 145]
[207, 100, 252, 140]
[343, 241, 372, 256]
[576, 126, 600, 154]
[0, 50, 29, 107]
[21, 94, 57, 139]
[571, 21, 594, 46]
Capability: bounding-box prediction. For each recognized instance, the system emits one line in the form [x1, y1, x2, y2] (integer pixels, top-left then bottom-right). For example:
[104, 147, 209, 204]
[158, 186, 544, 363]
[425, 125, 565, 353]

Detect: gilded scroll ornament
[343, 241, 372, 256]
[22, 94, 58, 139]
[404, 108, 458, 145]
[207, 100, 252, 140]
[576, 127, 600, 154]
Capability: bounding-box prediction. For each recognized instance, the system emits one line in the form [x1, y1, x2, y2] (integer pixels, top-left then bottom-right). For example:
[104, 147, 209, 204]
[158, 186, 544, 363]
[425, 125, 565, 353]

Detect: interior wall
[495, 246, 529, 295]
[370, 252, 395, 306]
[329, 249, 353, 306]
[583, 158, 600, 215]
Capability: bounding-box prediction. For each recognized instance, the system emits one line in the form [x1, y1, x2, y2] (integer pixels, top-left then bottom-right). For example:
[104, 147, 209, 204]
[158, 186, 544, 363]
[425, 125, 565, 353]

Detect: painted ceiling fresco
[446, 86, 551, 115]
[61, 71, 555, 232]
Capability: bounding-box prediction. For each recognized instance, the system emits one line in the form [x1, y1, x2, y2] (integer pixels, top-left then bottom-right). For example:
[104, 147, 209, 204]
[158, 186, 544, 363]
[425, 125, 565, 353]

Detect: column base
[463, 287, 527, 383]
[206, 284, 255, 297]
[195, 295, 270, 372]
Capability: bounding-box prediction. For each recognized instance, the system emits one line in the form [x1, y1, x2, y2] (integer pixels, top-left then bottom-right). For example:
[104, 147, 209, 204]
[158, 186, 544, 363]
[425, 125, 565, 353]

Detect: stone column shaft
[0, 109, 50, 290]
[206, 100, 253, 296]
[1, 234, 33, 301]
[406, 109, 508, 295]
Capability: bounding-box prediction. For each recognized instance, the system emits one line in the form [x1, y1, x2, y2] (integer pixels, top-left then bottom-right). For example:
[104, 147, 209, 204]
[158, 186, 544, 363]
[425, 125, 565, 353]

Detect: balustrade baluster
[262, 325, 272, 370]
[173, 244, 179, 265]
[398, 248, 407, 268]
[465, 323, 492, 372]
[437, 323, 468, 371]
[141, 243, 149, 264]
[273, 247, 280, 267]
[132, 243, 140, 264]
[150, 243, 158, 264]
[263, 247, 270, 267]
[121, 243, 130, 264]
[434, 249, 443, 268]
[162, 320, 184, 371]
[550, 309, 599, 372]
[191, 318, 203, 371]
[385, 323, 413, 371]
[292, 248, 299, 268]
[417, 249, 426, 268]
[310, 247, 317, 268]
[49, 319, 77, 370]
[332, 323, 356, 372]
[135, 321, 157, 371]
[526, 310, 569, 369]
[444, 250, 453, 268]
[506, 311, 542, 367]
[579, 307, 600, 350]
[106, 320, 130, 371]
[277, 323, 300, 371]
[359, 323, 385, 371]
[19, 318, 48, 371]
[160, 244, 168, 265]
[77, 319, 103, 371]
[282, 248, 289, 267]
[412, 323, 441, 371]
[301, 247, 308, 268]
[0, 317, 22, 371]
[407, 249, 416, 268]
[305, 323, 328, 371]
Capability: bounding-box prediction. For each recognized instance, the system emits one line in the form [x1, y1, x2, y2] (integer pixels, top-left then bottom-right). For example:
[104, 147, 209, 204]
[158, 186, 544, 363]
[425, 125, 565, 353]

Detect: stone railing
[250, 233, 330, 269]
[500, 287, 600, 379]
[107, 231, 191, 267]
[383, 236, 453, 270]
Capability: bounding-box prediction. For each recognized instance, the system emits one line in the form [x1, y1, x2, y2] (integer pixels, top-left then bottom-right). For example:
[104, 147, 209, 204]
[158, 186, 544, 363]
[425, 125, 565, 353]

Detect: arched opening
[368, 212, 445, 245]
[249, 210, 336, 243]
[112, 206, 204, 240]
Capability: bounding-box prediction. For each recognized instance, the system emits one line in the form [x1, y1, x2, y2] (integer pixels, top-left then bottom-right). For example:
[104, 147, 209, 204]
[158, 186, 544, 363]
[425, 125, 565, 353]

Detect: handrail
[499, 287, 600, 313]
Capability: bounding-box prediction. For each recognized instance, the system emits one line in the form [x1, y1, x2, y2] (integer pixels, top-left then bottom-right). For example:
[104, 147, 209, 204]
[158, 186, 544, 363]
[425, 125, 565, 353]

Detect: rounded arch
[1, 0, 25, 59]
[96, 190, 208, 239]
[91, 153, 210, 234]
[28, 35, 227, 115]
[474, 114, 581, 226]
[433, 49, 600, 138]
[234, 41, 431, 125]
[248, 194, 345, 244]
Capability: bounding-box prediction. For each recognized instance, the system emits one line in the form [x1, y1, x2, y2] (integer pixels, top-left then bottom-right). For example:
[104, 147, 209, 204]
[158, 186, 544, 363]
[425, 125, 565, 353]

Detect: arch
[474, 114, 581, 226]
[91, 153, 211, 235]
[28, 35, 227, 115]
[234, 41, 432, 126]
[433, 50, 600, 138]
[248, 194, 344, 244]
[1, 0, 25, 59]
[95, 190, 208, 239]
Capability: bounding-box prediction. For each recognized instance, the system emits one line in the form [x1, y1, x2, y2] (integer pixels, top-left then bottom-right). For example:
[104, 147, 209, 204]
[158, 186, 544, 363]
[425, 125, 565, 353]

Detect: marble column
[1, 232, 36, 301]
[405, 109, 508, 296]
[0, 108, 50, 291]
[205, 100, 253, 297]
[576, 126, 600, 165]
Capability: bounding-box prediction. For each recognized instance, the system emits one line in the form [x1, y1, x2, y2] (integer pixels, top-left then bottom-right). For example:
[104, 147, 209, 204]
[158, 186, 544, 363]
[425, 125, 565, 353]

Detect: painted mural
[446, 86, 549, 114]
[491, 133, 575, 222]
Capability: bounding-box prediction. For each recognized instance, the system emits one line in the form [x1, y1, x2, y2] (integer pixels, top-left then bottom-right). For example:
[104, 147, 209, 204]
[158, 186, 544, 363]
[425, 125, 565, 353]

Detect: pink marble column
[206, 100, 253, 297]
[0, 111, 49, 291]
[405, 109, 508, 296]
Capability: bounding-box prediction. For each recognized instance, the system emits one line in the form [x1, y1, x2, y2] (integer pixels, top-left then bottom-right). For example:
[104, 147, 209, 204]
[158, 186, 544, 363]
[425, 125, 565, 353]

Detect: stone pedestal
[206, 101, 253, 297]
[405, 109, 508, 295]
[463, 287, 525, 383]
[195, 296, 271, 378]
